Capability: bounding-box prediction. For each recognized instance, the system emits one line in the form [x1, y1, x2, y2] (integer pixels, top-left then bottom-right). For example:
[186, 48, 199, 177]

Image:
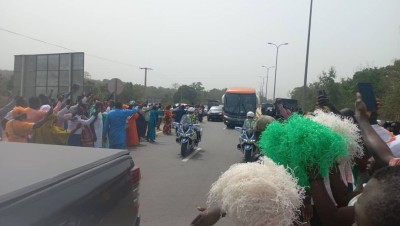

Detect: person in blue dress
[103, 102, 138, 149]
[147, 106, 158, 142]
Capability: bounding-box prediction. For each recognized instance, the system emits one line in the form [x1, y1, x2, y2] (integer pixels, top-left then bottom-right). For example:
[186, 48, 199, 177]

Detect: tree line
[1, 59, 399, 121]
[63, 76, 226, 107]
[0, 69, 226, 107]
[290, 60, 400, 121]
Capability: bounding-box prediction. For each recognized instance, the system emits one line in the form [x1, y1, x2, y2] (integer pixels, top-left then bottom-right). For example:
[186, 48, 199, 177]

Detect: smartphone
[357, 82, 377, 111]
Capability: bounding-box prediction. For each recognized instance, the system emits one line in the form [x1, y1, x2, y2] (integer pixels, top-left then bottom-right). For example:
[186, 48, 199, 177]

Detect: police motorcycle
[174, 109, 202, 157]
[235, 126, 257, 162]
[235, 111, 258, 162]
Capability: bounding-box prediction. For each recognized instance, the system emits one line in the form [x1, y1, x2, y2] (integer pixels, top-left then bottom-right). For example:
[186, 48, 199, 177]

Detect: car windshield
[209, 106, 222, 112]
[223, 93, 257, 115]
[180, 114, 193, 125]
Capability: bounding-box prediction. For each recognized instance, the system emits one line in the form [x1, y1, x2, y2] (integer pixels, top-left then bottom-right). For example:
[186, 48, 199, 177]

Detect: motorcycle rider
[174, 105, 187, 136]
[237, 111, 255, 150]
[180, 107, 201, 143]
[243, 111, 255, 129]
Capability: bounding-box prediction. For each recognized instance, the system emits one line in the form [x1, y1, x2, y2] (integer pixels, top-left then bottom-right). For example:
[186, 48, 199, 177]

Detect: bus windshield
[224, 93, 257, 115]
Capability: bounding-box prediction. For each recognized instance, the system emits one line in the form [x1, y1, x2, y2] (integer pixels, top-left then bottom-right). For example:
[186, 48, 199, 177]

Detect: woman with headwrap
[5, 106, 53, 143]
[147, 106, 158, 142]
[163, 105, 173, 135]
[127, 101, 140, 147]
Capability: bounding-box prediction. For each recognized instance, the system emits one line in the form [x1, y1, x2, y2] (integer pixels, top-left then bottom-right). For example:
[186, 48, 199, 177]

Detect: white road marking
[182, 147, 202, 162]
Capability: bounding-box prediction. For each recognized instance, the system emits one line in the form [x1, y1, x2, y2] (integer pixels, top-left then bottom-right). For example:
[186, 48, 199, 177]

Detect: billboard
[13, 52, 84, 99]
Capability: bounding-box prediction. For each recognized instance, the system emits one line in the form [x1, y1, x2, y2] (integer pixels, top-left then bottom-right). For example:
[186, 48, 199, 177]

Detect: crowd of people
[191, 91, 400, 226]
[0, 92, 205, 149]
[2, 90, 400, 226]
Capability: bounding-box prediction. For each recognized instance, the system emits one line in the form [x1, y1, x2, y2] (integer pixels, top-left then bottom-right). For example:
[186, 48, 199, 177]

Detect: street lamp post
[303, 0, 314, 111]
[262, 65, 275, 101]
[258, 76, 265, 99]
[268, 42, 288, 100]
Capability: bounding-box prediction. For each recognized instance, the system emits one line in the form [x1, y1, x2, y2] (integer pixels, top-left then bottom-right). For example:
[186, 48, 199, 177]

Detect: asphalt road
[129, 119, 244, 226]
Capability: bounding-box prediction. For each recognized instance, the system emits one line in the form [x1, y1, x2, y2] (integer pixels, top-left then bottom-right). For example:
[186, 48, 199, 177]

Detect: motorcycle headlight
[243, 139, 255, 143]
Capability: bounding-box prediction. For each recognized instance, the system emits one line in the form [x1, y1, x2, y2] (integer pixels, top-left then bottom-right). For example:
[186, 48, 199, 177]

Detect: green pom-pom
[259, 114, 349, 187]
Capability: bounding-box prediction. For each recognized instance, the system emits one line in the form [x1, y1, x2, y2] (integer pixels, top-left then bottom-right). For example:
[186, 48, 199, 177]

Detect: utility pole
[140, 67, 153, 103]
[303, 0, 314, 111]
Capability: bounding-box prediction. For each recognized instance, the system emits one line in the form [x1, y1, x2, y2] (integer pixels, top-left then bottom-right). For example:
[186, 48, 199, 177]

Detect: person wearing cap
[180, 107, 201, 143]
[5, 106, 53, 143]
[242, 111, 255, 130]
[187, 107, 197, 123]
[236, 111, 256, 150]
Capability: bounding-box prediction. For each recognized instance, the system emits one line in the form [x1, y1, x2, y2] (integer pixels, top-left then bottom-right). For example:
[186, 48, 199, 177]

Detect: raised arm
[191, 207, 225, 226]
[329, 165, 361, 207]
[33, 108, 53, 129]
[52, 97, 65, 113]
[0, 98, 16, 119]
[355, 92, 393, 166]
[77, 115, 95, 125]
[309, 178, 355, 226]
[124, 106, 139, 117]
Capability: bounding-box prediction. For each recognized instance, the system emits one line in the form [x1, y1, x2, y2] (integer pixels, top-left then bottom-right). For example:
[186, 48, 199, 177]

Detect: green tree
[205, 88, 226, 103]
[291, 60, 400, 120]
[189, 82, 204, 92]
[173, 85, 198, 104]
[189, 82, 205, 103]
[171, 83, 180, 90]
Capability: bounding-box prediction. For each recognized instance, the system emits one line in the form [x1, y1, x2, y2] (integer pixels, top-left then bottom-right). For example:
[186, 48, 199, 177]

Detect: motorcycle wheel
[244, 148, 253, 162]
[181, 142, 188, 157]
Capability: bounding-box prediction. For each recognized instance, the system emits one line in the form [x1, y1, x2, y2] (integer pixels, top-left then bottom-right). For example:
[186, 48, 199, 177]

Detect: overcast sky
[1, 0, 399, 98]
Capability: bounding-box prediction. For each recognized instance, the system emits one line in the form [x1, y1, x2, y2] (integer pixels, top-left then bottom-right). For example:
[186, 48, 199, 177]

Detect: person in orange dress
[127, 101, 140, 147]
[163, 105, 173, 135]
[5, 106, 52, 143]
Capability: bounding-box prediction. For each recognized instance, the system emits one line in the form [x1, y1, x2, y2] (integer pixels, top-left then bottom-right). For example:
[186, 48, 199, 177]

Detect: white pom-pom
[207, 157, 305, 226]
[312, 110, 364, 166]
